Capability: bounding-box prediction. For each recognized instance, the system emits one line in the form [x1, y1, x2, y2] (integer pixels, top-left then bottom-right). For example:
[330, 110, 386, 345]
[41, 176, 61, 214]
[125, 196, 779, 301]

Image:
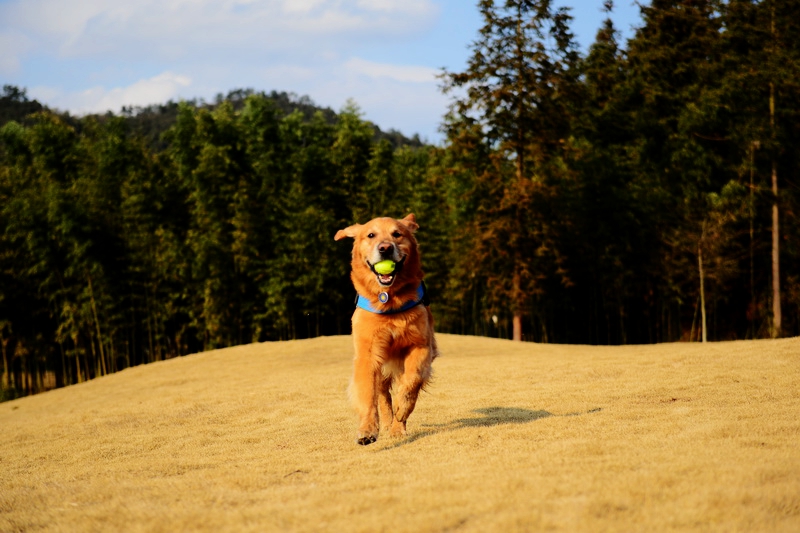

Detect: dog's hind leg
[377, 375, 393, 434]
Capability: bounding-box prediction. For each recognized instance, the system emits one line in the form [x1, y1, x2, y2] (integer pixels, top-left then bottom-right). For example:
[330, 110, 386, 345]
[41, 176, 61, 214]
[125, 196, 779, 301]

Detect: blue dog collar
[355, 282, 428, 315]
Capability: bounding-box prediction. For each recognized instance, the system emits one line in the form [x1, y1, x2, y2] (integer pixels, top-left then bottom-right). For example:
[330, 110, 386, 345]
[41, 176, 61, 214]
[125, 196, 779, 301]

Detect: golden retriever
[335, 213, 438, 445]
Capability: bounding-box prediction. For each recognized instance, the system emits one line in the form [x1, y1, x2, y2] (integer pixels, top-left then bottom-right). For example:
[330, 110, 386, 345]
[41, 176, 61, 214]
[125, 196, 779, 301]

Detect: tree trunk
[0, 331, 9, 390]
[771, 159, 781, 338]
[698, 243, 707, 343]
[767, 0, 781, 339]
[512, 146, 524, 343]
[769, 73, 781, 338]
[73, 336, 83, 384]
[87, 275, 108, 376]
[512, 269, 523, 341]
[59, 342, 67, 388]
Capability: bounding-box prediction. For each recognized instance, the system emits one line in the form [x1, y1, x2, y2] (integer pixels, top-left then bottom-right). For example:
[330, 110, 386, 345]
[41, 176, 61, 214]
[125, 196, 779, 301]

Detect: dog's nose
[378, 242, 394, 257]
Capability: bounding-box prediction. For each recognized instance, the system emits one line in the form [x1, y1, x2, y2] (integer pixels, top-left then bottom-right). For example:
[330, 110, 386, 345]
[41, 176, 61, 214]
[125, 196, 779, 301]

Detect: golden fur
[335, 213, 438, 445]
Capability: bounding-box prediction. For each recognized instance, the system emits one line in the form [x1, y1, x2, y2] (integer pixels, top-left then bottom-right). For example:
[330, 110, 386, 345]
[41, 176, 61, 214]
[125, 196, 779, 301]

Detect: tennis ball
[373, 260, 396, 275]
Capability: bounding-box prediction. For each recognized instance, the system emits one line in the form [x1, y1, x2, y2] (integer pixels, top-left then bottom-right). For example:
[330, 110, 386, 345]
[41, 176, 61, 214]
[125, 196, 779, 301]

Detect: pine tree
[620, 0, 735, 341]
[441, 0, 580, 341]
[569, 1, 643, 343]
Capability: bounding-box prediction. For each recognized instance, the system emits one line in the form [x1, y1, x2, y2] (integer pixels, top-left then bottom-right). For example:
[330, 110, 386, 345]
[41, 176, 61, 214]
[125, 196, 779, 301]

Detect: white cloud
[313, 70, 447, 142]
[281, 0, 327, 14]
[1, 0, 110, 54]
[1, 0, 439, 62]
[1, 0, 446, 141]
[344, 58, 438, 84]
[0, 30, 33, 74]
[39, 72, 192, 114]
[355, 0, 432, 13]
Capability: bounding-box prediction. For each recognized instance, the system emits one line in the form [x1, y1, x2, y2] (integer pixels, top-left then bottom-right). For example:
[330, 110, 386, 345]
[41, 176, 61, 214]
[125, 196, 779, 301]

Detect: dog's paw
[357, 435, 377, 446]
[389, 420, 407, 438]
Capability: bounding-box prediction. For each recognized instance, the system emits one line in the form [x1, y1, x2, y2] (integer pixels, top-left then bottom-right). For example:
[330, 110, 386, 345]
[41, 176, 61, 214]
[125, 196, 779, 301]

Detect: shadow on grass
[453, 406, 554, 427]
[381, 406, 601, 449]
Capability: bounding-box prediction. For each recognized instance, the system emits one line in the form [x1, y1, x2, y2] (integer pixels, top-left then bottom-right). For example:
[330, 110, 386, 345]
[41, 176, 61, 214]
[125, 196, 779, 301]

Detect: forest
[2, 0, 799, 399]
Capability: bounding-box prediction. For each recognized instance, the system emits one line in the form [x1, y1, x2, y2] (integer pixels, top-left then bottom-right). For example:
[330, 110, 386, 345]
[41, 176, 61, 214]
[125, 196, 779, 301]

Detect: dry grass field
[1, 334, 799, 532]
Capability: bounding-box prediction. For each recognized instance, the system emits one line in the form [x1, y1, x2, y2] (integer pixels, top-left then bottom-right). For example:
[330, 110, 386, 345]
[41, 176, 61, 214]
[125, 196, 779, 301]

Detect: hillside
[0, 85, 425, 150]
[1, 334, 799, 532]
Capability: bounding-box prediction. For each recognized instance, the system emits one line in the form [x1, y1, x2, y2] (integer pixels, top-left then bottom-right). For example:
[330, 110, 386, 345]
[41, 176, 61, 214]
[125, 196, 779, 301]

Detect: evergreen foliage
[441, 0, 581, 340]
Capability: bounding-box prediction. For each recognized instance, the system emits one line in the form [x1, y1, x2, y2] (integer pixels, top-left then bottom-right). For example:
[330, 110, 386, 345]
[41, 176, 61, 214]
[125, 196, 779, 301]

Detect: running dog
[335, 214, 438, 445]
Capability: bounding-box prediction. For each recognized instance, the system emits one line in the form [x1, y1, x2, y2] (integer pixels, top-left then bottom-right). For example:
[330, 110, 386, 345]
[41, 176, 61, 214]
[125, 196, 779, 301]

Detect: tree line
[2, 0, 799, 399]
[440, 0, 799, 343]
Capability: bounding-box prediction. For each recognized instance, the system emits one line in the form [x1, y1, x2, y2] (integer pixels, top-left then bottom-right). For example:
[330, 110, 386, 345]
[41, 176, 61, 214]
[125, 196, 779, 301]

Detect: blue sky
[1, 0, 646, 144]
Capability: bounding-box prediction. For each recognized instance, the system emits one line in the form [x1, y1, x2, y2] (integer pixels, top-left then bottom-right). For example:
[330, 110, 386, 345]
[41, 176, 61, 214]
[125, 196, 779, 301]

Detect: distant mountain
[0, 85, 426, 150]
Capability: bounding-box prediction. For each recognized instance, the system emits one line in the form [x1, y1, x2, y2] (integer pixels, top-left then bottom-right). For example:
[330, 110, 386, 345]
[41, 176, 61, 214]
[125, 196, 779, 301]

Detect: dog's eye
[392, 231, 402, 238]
[367, 233, 375, 239]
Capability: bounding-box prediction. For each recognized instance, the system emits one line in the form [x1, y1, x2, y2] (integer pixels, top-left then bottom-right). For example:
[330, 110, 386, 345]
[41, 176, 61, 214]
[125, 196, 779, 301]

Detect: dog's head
[335, 213, 422, 292]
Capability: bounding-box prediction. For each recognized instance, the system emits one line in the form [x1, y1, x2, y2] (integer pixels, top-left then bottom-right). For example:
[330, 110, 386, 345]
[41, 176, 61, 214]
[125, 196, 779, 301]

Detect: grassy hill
[1, 334, 798, 532]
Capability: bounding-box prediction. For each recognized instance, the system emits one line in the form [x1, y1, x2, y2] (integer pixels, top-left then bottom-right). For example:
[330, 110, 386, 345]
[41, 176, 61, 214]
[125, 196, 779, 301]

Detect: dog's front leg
[352, 353, 380, 445]
[391, 344, 433, 437]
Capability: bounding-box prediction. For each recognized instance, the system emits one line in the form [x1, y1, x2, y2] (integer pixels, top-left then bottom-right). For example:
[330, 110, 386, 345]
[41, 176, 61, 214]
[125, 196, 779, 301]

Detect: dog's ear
[401, 213, 419, 233]
[334, 224, 362, 241]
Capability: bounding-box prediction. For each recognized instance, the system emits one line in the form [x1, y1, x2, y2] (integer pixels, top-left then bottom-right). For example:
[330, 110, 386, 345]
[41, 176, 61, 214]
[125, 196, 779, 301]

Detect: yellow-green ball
[373, 260, 395, 275]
